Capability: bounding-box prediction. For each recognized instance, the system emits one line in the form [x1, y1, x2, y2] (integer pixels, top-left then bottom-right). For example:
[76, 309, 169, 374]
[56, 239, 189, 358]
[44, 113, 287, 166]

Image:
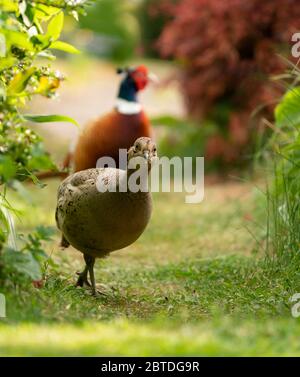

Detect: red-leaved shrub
[157, 0, 300, 165]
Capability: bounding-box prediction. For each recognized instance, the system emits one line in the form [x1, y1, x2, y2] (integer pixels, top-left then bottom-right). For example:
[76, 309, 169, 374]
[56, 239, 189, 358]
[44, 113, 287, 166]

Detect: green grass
[2, 317, 300, 356]
[1, 179, 300, 356]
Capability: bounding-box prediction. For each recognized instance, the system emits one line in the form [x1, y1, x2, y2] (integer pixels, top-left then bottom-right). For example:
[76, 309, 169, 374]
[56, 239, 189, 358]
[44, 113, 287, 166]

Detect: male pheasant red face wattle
[63, 65, 155, 173]
[130, 65, 149, 91]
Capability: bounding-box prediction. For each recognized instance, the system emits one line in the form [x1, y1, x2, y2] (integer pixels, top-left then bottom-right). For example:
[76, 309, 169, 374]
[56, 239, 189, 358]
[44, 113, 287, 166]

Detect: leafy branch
[0, 0, 88, 284]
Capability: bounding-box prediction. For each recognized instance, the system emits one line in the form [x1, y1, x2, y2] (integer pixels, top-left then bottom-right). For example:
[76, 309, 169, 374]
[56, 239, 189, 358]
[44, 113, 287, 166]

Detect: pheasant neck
[116, 75, 142, 115]
[115, 98, 142, 115]
[117, 163, 151, 193]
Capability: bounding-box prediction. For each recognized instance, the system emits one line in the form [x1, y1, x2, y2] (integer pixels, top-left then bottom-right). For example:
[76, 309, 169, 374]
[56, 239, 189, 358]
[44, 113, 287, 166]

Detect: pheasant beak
[143, 151, 150, 161]
[148, 72, 159, 84]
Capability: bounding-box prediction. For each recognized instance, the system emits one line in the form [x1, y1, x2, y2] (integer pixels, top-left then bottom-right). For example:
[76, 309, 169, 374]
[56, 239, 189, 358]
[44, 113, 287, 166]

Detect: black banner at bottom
[0, 356, 296, 375]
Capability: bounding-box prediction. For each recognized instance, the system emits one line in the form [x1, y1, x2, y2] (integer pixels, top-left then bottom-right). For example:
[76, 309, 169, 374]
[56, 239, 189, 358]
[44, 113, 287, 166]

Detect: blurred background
[31, 0, 300, 174]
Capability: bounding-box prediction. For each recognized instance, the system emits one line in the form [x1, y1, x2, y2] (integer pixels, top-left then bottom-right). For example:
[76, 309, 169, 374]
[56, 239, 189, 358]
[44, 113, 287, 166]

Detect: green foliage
[263, 69, 300, 271]
[0, 0, 88, 283]
[275, 86, 300, 128]
[22, 113, 79, 127]
[273, 84, 300, 194]
[1, 225, 55, 283]
[0, 0, 85, 184]
[273, 85, 300, 195]
[49, 40, 80, 54]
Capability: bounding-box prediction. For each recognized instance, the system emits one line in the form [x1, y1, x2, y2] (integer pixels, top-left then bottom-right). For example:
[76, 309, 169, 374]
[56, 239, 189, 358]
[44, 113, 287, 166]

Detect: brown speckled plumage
[56, 137, 157, 295]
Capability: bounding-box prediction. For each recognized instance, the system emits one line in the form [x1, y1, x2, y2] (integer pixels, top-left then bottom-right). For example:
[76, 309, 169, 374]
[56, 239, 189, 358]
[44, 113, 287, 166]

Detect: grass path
[2, 318, 300, 356]
[2, 179, 300, 356]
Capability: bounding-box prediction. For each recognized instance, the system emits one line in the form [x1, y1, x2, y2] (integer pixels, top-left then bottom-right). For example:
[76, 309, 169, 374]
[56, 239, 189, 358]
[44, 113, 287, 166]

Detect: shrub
[263, 66, 300, 272]
[157, 0, 300, 166]
[0, 0, 87, 284]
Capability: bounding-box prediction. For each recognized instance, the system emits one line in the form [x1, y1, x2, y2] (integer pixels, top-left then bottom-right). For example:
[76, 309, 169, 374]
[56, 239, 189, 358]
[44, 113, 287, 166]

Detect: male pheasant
[64, 65, 155, 172]
[36, 65, 155, 180]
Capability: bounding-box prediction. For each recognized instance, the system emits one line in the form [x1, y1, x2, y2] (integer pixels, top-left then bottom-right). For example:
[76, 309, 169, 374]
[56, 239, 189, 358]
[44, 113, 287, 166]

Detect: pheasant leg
[75, 264, 91, 287]
[84, 254, 97, 296]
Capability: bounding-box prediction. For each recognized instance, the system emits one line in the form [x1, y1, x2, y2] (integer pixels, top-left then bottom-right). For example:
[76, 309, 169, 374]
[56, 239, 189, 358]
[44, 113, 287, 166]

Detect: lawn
[1, 179, 300, 356]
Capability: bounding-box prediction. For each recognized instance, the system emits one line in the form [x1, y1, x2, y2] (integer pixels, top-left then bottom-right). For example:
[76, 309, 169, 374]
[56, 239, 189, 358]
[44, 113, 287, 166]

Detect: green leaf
[7, 67, 36, 95]
[49, 40, 80, 54]
[37, 50, 56, 60]
[35, 3, 61, 19]
[3, 249, 42, 280]
[23, 143, 56, 173]
[30, 34, 51, 50]
[0, 155, 17, 182]
[275, 86, 300, 128]
[23, 113, 79, 127]
[23, 169, 47, 189]
[0, 57, 17, 71]
[0, 1, 18, 12]
[3, 29, 33, 51]
[47, 11, 64, 41]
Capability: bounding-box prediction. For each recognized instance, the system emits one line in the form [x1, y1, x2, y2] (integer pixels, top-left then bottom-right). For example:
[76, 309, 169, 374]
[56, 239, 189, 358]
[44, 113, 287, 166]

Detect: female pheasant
[56, 137, 157, 296]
